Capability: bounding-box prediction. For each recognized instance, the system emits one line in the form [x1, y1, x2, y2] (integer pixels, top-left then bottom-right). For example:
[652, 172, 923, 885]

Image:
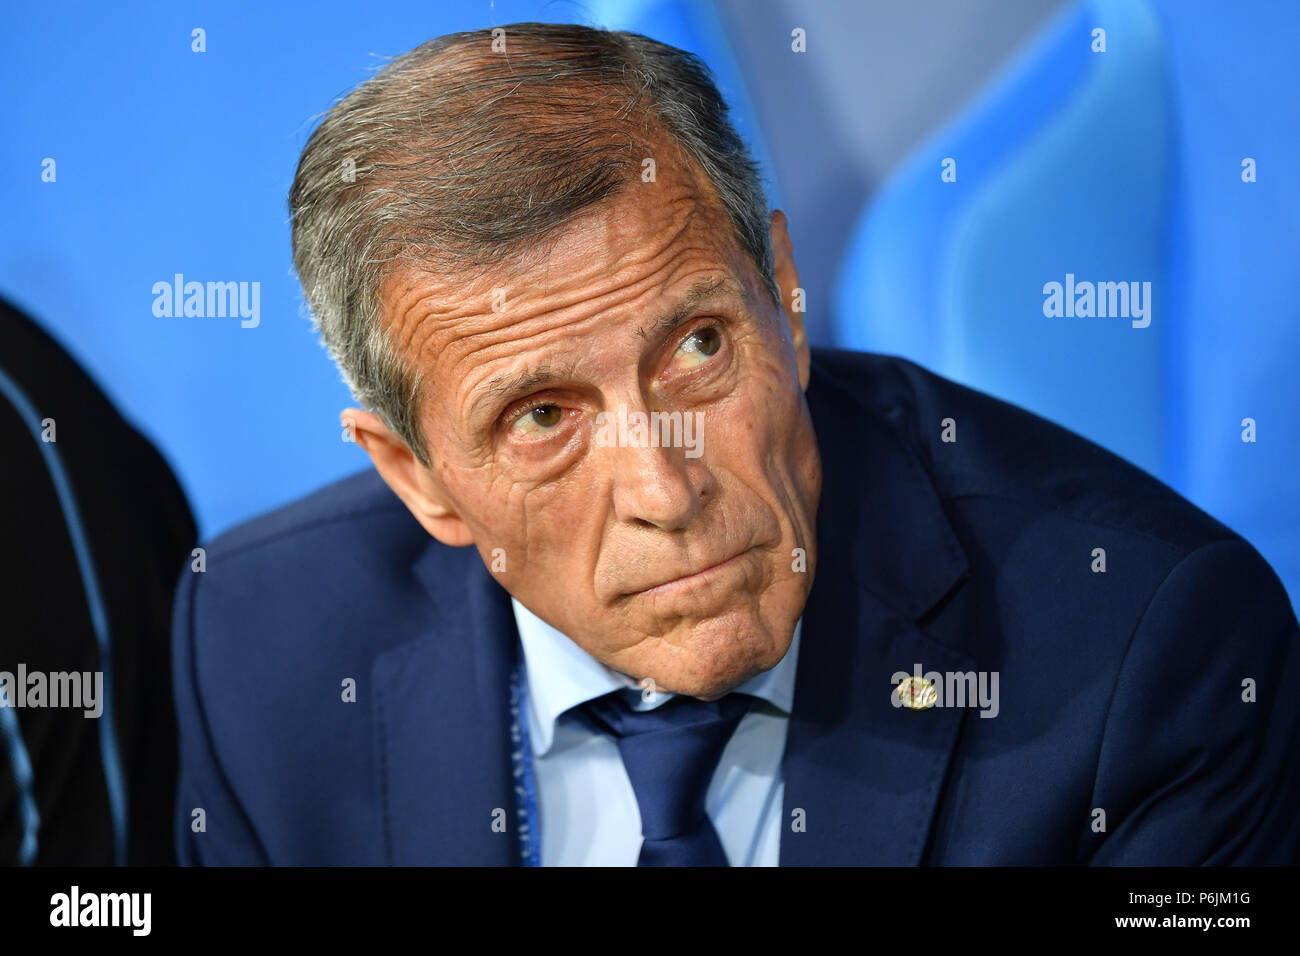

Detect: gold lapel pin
[896, 676, 937, 710]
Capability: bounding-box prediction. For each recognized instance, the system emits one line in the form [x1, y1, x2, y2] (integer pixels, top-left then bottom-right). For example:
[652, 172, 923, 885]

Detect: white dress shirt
[511, 597, 802, 866]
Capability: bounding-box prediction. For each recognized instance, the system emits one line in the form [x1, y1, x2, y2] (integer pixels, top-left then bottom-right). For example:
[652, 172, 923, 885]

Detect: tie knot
[583, 689, 754, 739]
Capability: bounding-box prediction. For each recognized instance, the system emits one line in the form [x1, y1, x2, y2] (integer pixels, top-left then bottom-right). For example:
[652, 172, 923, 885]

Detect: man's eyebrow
[477, 363, 576, 416]
[634, 276, 745, 341]
[470, 277, 744, 424]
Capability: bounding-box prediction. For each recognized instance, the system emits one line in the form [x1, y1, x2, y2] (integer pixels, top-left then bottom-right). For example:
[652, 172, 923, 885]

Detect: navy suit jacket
[173, 348, 1300, 865]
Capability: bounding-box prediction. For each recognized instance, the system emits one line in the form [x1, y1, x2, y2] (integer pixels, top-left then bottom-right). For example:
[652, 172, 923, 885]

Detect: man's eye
[674, 326, 722, 369]
[509, 404, 563, 438]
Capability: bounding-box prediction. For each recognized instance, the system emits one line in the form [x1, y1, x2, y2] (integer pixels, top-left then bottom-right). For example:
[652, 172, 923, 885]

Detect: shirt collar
[511, 596, 802, 756]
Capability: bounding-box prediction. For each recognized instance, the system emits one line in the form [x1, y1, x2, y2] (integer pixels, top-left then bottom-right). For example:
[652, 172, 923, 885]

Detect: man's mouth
[630, 547, 755, 600]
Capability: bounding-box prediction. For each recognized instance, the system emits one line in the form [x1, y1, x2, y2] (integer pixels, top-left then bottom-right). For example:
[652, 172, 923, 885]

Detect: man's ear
[770, 209, 810, 390]
[342, 408, 475, 547]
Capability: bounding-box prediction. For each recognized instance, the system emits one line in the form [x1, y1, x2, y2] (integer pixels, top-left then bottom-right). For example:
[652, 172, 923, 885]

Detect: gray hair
[289, 21, 776, 465]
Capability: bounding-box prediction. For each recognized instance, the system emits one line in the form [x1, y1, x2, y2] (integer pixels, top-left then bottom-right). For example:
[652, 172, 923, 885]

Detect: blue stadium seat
[833, 0, 1299, 606]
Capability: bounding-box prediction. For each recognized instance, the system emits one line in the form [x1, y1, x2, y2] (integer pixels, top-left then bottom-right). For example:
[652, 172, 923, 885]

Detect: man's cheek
[485, 485, 587, 584]
[456, 478, 527, 577]
[709, 384, 785, 452]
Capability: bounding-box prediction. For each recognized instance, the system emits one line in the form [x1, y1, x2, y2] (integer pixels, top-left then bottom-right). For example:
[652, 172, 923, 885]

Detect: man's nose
[607, 430, 713, 532]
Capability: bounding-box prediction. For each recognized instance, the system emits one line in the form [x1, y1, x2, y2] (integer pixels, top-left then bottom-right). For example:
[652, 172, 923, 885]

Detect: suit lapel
[780, 358, 975, 865]
[372, 548, 520, 865]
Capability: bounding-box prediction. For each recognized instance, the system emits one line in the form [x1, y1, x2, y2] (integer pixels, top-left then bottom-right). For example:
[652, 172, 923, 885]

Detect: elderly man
[172, 22, 1300, 866]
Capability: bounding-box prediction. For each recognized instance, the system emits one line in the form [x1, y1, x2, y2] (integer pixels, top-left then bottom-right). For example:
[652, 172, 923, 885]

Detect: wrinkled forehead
[378, 166, 756, 407]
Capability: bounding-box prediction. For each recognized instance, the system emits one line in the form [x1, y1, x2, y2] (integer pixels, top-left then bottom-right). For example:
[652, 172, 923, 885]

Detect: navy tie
[583, 690, 754, 866]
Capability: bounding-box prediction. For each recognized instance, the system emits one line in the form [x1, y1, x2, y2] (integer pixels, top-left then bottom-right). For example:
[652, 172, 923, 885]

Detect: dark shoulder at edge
[808, 347, 1244, 558]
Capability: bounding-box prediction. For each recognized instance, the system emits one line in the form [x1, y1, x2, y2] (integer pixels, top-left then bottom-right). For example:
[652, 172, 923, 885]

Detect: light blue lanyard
[508, 658, 541, 866]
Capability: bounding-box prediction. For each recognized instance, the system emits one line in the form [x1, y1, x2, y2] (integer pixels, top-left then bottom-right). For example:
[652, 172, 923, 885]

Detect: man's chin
[638, 611, 795, 700]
